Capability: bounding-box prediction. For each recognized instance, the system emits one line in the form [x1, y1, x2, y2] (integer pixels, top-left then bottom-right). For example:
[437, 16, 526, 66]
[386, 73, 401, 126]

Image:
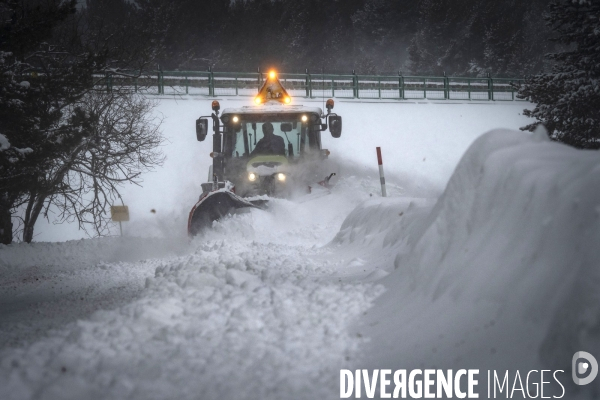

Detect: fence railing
[99, 70, 524, 101]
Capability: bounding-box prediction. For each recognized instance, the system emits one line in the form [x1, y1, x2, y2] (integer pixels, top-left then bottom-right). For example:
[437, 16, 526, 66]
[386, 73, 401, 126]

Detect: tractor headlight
[277, 173, 286, 182]
[248, 172, 257, 182]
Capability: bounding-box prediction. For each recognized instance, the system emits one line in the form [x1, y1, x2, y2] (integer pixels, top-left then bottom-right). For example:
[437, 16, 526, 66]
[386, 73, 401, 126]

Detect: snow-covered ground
[30, 98, 532, 241]
[1, 97, 599, 399]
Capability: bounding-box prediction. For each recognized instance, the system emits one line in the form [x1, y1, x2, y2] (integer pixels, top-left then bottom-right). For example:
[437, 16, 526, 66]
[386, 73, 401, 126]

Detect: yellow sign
[111, 206, 130, 222]
[255, 71, 291, 104]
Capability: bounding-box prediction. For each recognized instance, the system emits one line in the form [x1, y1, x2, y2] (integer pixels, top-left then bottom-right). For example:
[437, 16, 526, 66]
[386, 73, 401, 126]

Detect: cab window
[230, 121, 303, 157]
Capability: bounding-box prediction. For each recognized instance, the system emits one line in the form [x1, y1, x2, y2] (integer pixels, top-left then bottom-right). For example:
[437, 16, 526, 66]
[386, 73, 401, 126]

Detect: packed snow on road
[1, 98, 599, 399]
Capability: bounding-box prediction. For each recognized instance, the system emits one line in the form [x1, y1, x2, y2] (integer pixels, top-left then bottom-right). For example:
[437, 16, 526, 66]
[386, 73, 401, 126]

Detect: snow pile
[334, 128, 600, 394]
[0, 210, 383, 400]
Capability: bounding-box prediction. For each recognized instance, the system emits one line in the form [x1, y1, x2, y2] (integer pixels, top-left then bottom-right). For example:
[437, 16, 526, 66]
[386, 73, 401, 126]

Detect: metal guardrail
[100, 71, 524, 101]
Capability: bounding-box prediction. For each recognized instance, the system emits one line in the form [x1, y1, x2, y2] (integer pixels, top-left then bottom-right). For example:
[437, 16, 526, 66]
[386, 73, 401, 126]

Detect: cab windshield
[230, 121, 307, 158]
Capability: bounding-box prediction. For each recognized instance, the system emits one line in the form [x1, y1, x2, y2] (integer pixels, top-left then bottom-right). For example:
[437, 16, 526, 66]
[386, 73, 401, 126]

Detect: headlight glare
[277, 173, 286, 182]
[248, 172, 257, 182]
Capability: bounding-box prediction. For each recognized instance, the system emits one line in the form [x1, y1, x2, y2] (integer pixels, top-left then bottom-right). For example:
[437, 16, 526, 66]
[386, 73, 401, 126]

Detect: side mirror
[280, 122, 293, 132]
[196, 118, 209, 141]
[329, 115, 342, 138]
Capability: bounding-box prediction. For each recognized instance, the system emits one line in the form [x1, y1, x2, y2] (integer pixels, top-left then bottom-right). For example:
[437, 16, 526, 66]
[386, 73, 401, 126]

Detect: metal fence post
[209, 68, 214, 97]
[444, 73, 449, 100]
[235, 75, 238, 96]
[399, 73, 404, 100]
[185, 76, 188, 95]
[352, 70, 357, 98]
[305, 69, 310, 98]
[378, 78, 381, 99]
[331, 77, 334, 97]
[487, 74, 492, 100]
[490, 77, 494, 100]
[423, 78, 426, 99]
[468, 79, 471, 100]
[257, 67, 262, 93]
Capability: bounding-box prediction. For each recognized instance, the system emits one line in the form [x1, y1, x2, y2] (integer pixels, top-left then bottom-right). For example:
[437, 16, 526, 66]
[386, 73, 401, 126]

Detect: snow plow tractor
[188, 71, 343, 236]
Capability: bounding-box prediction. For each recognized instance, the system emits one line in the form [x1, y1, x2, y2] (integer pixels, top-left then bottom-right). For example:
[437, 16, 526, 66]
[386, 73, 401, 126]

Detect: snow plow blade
[188, 190, 265, 236]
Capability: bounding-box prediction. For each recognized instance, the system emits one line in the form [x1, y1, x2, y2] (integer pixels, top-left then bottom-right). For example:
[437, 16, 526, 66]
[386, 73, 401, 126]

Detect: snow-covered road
[0, 237, 187, 349]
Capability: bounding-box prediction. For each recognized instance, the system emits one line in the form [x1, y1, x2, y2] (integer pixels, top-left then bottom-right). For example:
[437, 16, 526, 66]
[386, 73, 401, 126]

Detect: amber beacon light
[254, 69, 292, 105]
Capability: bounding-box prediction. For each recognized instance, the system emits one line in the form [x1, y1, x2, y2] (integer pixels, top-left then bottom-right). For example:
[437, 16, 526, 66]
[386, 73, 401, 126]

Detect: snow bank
[0, 214, 383, 400]
[336, 128, 600, 395]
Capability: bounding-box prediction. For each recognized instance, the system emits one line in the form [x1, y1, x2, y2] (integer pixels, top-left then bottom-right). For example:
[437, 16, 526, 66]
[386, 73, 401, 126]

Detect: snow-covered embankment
[333, 128, 600, 395]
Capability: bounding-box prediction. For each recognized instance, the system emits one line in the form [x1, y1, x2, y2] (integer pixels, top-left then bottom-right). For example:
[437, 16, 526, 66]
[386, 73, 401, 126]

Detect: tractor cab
[217, 104, 337, 197]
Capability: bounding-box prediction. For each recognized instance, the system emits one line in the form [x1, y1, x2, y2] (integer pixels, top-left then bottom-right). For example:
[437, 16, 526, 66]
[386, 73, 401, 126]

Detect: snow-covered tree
[0, 0, 165, 243]
[0, 0, 81, 244]
[519, 0, 600, 148]
[406, 0, 552, 77]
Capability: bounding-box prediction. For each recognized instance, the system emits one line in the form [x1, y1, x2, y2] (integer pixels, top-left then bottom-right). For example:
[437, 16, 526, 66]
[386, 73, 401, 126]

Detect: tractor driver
[251, 122, 285, 156]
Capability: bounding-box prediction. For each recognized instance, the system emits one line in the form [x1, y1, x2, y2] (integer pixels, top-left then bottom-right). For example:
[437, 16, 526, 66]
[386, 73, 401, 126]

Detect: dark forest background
[86, 0, 555, 77]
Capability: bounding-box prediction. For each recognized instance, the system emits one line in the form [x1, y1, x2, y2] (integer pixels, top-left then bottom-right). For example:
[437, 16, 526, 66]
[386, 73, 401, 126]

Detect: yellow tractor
[188, 71, 342, 236]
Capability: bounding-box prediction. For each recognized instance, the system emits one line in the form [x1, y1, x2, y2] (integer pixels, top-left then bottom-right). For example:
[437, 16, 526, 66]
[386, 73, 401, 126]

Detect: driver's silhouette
[251, 122, 285, 155]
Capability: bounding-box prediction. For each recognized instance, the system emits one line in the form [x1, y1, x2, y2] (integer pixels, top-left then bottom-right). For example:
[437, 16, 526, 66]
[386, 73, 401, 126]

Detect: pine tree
[519, 0, 600, 148]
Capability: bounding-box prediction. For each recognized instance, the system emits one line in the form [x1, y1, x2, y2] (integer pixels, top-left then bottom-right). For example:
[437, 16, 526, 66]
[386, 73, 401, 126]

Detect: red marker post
[376, 147, 387, 197]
